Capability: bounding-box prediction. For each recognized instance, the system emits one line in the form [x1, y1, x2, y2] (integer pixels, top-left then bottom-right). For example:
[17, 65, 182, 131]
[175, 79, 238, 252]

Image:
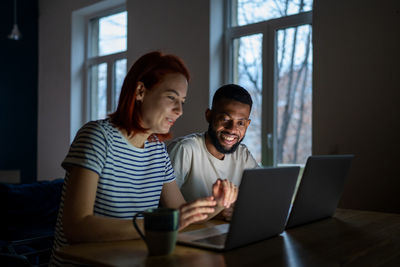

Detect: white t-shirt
[167, 132, 258, 202]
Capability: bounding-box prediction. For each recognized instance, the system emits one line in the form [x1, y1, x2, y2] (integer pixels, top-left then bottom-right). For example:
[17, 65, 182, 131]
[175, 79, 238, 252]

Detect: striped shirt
[50, 119, 175, 266]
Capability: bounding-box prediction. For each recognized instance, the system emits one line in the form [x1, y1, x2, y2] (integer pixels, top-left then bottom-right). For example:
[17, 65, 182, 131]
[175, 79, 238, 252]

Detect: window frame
[224, 2, 312, 166]
[84, 5, 127, 121]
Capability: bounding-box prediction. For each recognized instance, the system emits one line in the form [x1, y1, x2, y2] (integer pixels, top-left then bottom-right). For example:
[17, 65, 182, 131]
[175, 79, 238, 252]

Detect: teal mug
[133, 208, 179, 256]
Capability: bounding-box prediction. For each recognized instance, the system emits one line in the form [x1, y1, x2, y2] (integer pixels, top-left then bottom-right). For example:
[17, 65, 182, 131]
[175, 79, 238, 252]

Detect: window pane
[232, 34, 263, 163]
[90, 11, 127, 57]
[276, 24, 312, 165]
[232, 0, 313, 26]
[114, 58, 127, 109]
[90, 63, 107, 120]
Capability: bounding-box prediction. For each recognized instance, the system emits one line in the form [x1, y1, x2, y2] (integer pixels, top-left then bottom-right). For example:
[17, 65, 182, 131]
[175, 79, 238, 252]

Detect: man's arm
[217, 146, 258, 221]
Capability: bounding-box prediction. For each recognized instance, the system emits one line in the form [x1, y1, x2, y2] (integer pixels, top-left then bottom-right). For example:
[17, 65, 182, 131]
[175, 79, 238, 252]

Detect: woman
[50, 51, 237, 265]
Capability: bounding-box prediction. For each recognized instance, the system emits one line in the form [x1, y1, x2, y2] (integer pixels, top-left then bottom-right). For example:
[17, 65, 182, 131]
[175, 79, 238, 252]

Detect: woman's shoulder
[73, 119, 117, 142]
[146, 135, 167, 151]
[79, 118, 113, 131]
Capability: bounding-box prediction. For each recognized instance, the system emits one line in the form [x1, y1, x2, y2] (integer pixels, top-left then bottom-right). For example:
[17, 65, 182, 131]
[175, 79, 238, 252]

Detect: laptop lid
[178, 167, 299, 251]
[285, 154, 354, 229]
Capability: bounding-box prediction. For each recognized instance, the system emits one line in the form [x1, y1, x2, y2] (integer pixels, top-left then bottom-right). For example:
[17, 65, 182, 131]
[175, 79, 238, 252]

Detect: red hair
[109, 51, 190, 142]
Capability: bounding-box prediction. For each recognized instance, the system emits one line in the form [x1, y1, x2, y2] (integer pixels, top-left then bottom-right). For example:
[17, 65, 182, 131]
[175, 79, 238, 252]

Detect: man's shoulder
[232, 143, 256, 159]
[167, 132, 204, 151]
[236, 142, 252, 153]
[231, 143, 259, 167]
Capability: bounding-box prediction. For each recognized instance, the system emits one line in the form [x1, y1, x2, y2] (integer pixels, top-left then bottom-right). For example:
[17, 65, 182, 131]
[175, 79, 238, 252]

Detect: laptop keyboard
[194, 233, 228, 246]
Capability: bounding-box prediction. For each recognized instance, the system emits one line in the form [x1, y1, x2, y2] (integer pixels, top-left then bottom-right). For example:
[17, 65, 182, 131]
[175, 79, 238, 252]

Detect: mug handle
[133, 212, 146, 241]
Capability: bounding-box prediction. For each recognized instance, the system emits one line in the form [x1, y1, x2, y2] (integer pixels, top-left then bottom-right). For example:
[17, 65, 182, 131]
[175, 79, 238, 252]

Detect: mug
[133, 208, 179, 256]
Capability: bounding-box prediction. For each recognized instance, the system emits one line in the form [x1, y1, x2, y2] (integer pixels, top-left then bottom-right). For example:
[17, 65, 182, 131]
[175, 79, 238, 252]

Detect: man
[167, 84, 258, 220]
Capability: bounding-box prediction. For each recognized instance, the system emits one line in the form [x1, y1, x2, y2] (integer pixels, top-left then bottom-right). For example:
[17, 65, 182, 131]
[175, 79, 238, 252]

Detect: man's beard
[207, 124, 243, 154]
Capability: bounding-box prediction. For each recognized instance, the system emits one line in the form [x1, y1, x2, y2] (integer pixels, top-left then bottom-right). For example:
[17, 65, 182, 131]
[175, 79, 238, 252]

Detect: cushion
[0, 179, 64, 240]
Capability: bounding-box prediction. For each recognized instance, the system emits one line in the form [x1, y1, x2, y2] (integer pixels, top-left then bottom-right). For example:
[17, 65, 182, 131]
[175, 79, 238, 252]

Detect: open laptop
[177, 167, 299, 251]
[285, 154, 354, 229]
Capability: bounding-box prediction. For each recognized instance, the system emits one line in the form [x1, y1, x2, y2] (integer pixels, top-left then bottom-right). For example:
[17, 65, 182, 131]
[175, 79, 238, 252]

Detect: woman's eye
[167, 96, 175, 101]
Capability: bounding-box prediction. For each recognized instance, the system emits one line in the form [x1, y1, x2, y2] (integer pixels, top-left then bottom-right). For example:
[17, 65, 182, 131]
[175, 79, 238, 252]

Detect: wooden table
[56, 209, 400, 266]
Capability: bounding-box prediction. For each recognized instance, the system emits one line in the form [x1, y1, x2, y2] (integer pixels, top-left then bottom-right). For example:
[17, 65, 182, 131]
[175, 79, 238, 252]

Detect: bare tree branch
[293, 29, 311, 162]
[277, 0, 289, 78]
[277, 0, 305, 163]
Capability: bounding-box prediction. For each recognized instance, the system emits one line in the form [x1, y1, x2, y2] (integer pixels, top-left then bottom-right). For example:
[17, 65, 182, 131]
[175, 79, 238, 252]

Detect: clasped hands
[178, 179, 238, 230]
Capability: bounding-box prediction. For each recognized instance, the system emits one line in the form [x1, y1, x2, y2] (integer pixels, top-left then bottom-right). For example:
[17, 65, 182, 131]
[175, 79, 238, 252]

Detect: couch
[0, 178, 64, 266]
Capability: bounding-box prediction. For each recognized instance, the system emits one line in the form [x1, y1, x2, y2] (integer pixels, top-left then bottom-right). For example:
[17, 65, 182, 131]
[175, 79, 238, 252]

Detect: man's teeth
[167, 118, 173, 122]
[222, 135, 235, 141]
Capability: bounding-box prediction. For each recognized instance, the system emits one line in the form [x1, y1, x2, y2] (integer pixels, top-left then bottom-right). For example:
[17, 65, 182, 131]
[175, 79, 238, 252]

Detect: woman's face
[139, 73, 188, 134]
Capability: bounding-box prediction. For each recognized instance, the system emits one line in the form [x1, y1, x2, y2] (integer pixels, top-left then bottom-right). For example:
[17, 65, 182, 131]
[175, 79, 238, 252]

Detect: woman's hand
[178, 196, 216, 230]
[212, 179, 238, 209]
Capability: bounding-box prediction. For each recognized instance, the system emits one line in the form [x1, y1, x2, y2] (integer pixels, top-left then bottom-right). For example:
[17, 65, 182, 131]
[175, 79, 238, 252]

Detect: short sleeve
[167, 140, 191, 188]
[244, 146, 260, 169]
[61, 121, 107, 175]
[163, 144, 176, 184]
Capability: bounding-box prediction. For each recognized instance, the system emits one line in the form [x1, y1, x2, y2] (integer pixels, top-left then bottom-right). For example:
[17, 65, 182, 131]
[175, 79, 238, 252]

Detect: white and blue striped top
[50, 119, 175, 266]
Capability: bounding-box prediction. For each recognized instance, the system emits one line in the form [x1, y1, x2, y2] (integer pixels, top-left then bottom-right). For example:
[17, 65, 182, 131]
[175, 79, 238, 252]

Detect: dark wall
[0, 0, 38, 183]
[313, 0, 400, 213]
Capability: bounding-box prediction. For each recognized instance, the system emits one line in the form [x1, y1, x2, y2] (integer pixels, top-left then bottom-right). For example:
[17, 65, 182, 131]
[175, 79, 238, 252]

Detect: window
[226, 0, 313, 166]
[86, 10, 127, 120]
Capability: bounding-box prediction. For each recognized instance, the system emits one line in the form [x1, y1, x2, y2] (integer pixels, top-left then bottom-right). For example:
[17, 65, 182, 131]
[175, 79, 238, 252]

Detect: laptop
[177, 167, 299, 251]
[285, 154, 354, 229]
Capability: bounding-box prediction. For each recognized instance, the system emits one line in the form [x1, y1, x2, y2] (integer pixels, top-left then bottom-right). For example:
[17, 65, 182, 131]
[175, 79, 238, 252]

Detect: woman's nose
[174, 102, 183, 116]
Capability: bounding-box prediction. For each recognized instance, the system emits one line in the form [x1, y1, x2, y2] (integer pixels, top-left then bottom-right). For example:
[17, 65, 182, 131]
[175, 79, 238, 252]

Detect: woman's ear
[135, 82, 146, 102]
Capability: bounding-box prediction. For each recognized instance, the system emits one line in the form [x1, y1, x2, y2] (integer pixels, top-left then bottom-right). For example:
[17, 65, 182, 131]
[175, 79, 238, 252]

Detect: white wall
[313, 0, 400, 213]
[127, 0, 214, 140]
[38, 0, 103, 180]
[38, 0, 219, 180]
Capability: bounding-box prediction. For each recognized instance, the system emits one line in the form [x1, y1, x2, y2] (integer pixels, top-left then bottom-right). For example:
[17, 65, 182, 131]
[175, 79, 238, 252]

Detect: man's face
[206, 98, 251, 154]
